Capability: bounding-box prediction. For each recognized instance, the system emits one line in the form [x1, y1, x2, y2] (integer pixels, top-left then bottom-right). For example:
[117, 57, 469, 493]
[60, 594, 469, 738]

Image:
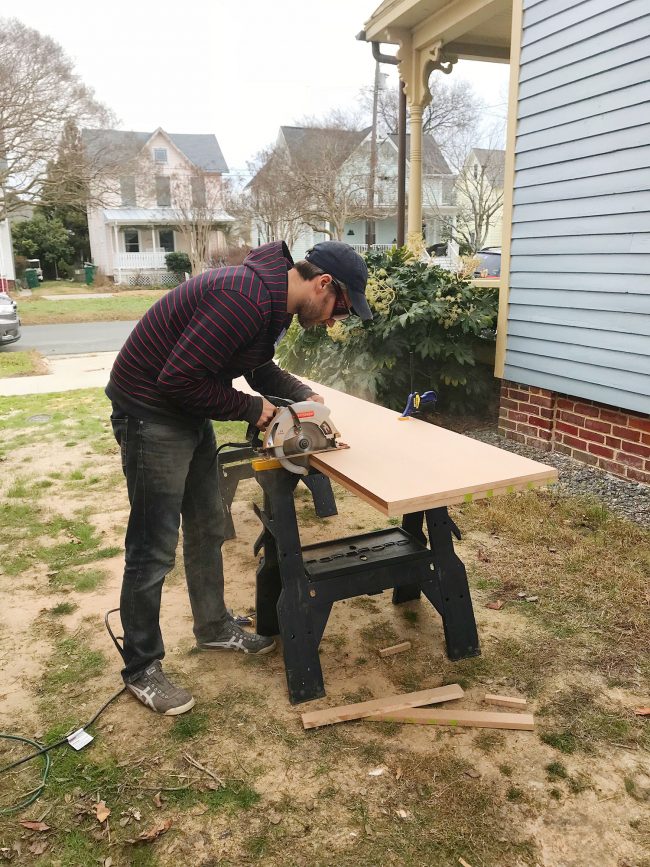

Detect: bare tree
[230, 146, 305, 249]
[240, 126, 380, 243]
[170, 168, 231, 274]
[362, 77, 483, 149]
[283, 126, 377, 240]
[424, 123, 505, 254]
[0, 18, 114, 219]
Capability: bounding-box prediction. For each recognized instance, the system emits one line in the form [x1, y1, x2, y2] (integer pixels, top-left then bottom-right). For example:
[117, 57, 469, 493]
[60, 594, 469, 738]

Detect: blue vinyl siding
[505, 0, 650, 414]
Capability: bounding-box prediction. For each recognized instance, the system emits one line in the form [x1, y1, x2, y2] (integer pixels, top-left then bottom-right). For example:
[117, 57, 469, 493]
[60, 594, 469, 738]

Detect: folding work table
[240, 380, 557, 705]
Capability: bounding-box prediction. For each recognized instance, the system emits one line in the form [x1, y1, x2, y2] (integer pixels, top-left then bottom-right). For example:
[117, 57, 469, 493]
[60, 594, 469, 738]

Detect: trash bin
[25, 268, 39, 289]
[84, 263, 96, 286]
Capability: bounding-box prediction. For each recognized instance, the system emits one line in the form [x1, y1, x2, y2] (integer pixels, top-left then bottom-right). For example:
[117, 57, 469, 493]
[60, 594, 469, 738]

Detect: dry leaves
[486, 600, 504, 610]
[133, 819, 172, 844]
[18, 821, 49, 832]
[94, 801, 111, 823]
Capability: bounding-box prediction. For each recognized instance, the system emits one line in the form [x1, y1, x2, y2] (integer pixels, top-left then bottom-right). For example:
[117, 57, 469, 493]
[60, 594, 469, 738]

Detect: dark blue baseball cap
[305, 241, 372, 321]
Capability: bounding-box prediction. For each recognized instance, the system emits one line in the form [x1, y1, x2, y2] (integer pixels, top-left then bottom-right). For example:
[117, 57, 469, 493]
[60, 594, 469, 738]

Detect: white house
[249, 125, 457, 260]
[82, 128, 233, 285]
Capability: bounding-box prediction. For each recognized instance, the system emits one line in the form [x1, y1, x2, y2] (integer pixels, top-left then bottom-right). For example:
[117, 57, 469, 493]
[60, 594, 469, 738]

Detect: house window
[124, 229, 139, 253]
[153, 148, 168, 164]
[191, 176, 206, 208]
[120, 176, 136, 207]
[158, 229, 174, 252]
[156, 176, 171, 207]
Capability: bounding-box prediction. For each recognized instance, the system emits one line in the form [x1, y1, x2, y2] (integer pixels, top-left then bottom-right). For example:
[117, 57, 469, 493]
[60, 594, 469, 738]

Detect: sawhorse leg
[393, 507, 479, 661]
[254, 468, 326, 704]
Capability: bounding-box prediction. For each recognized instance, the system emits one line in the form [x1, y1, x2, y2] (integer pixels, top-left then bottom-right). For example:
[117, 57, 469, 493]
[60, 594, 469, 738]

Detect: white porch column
[151, 225, 156, 252]
[113, 224, 121, 284]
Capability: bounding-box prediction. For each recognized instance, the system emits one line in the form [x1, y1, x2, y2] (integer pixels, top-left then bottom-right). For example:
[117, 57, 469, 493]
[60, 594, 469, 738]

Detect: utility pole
[365, 60, 381, 250]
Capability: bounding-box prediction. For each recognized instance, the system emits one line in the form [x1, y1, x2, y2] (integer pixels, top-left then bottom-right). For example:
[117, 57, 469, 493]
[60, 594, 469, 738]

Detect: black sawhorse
[218, 446, 338, 540]
[253, 465, 480, 705]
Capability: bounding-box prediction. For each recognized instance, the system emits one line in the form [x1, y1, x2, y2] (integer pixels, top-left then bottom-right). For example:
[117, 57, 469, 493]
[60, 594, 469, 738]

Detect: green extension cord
[0, 734, 52, 814]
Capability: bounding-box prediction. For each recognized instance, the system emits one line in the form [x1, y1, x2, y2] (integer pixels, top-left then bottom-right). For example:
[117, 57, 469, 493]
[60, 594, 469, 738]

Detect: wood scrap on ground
[378, 641, 411, 657]
[300, 684, 464, 730]
[367, 708, 535, 731]
[484, 693, 528, 708]
[634, 707, 650, 716]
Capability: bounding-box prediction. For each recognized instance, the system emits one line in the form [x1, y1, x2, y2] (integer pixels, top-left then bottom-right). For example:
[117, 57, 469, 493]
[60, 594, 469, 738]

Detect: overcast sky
[4, 0, 509, 177]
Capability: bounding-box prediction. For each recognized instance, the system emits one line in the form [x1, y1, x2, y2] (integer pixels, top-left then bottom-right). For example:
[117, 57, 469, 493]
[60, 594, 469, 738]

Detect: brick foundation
[498, 381, 650, 485]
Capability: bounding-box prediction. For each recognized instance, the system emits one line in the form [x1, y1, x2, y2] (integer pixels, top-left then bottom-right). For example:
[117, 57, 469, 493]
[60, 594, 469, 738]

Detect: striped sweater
[106, 241, 313, 427]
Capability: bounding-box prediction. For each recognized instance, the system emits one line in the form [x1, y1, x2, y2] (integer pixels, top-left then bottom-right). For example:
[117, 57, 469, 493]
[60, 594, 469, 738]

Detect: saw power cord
[0, 610, 128, 814]
[0, 686, 125, 814]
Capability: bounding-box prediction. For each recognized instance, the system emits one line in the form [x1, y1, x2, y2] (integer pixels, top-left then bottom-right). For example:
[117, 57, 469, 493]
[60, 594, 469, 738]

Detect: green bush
[276, 247, 498, 413]
[165, 251, 191, 275]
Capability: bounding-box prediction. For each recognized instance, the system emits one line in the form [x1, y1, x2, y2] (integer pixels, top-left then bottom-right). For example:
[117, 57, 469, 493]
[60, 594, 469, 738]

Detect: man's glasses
[330, 278, 352, 321]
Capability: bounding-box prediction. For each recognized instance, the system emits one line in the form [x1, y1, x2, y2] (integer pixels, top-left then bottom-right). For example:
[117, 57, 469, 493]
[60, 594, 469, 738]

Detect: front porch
[102, 207, 234, 286]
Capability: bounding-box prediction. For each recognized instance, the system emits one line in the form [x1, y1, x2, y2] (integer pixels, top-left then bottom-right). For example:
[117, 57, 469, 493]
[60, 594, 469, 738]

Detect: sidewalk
[0, 351, 117, 396]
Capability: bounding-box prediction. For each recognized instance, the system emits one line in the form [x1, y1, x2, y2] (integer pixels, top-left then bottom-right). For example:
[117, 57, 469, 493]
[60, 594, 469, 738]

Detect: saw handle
[246, 395, 295, 447]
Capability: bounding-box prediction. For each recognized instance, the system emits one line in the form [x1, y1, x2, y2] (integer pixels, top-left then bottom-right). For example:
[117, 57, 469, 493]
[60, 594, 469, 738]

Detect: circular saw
[260, 400, 348, 475]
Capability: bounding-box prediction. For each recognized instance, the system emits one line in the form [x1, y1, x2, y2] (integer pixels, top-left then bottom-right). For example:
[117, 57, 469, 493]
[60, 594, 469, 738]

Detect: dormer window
[153, 147, 168, 164]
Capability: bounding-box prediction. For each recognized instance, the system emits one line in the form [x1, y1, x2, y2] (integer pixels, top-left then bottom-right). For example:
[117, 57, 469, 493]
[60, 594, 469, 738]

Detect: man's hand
[307, 393, 325, 404]
[256, 397, 277, 429]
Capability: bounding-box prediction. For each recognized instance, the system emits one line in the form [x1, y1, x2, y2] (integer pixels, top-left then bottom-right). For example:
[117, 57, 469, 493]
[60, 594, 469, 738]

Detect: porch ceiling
[364, 0, 512, 62]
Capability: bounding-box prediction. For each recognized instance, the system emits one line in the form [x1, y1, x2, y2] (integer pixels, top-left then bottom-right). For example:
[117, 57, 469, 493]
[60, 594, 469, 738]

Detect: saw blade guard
[262, 401, 341, 474]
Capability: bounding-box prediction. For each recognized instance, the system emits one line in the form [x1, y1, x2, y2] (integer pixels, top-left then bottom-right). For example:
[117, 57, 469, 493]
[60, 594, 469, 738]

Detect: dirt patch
[0, 409, 648, 866]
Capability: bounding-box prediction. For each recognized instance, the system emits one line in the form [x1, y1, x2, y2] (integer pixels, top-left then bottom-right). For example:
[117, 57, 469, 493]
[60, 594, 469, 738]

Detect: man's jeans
[111, 412, 228, 682]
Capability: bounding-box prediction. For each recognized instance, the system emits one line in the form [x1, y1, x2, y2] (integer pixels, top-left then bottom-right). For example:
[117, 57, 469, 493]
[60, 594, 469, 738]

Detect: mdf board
[236, 377, 557, 517]
[296, 379, 556, 517]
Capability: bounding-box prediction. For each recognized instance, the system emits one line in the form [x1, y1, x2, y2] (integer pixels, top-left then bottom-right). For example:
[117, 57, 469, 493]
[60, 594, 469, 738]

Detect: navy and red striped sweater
[106, 241, 313, 427]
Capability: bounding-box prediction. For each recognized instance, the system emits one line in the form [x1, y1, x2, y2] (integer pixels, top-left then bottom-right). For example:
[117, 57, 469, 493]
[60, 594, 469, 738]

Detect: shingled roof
[81, 129, 228, 173]
[388, 134, 452, 174]
[279, 126, 372, 168]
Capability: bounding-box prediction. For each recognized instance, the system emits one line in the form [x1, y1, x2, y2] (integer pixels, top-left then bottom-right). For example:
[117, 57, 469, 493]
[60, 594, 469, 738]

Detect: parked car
[473, 247, 501, 278]
[26, 258, 44, 281]
[0, 293, 21, 345]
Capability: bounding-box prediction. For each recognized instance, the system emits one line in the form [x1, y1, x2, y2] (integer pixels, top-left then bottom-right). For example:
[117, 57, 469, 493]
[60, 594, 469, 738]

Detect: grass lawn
[0, 388, 648, 866]
[0, 349, 46, 377]
[17, 290, 167, 325]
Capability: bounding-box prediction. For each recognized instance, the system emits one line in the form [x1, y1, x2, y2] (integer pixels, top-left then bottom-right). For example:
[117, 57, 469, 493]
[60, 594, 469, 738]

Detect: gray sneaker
[126, 660, 195, 715]
[197, 619, 276, 655]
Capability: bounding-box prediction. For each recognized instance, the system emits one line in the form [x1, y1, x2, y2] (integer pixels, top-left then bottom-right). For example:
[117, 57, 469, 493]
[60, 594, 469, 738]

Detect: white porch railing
[350, 244, 394, 253]
[115, 252, 167, 269]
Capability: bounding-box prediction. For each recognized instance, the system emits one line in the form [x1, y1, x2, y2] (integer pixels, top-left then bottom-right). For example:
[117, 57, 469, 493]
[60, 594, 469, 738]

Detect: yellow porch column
[407, 101, 424, 251]
[392, 31, 458, 254]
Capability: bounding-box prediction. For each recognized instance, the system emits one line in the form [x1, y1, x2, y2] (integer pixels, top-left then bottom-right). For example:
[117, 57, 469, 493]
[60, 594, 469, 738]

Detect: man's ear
[313, 274, 329, 296]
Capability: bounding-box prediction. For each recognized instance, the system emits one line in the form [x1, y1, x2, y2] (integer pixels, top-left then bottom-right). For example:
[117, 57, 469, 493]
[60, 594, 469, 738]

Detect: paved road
[2, 320, 136, 355]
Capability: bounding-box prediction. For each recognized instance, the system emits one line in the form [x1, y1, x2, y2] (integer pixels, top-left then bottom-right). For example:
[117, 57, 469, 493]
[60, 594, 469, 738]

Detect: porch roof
[364, 0, 512, 63]
[103, 208, 234, 224]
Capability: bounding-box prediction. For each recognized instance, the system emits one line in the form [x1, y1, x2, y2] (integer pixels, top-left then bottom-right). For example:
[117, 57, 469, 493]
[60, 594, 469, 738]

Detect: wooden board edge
[379, 641, 411, 657]
[384, 474, 559, 518]
[308, 455, 390, 516]
[484, 693, 528, 708]
[301, 684, 464, 730]
[368, 708, 535, 731]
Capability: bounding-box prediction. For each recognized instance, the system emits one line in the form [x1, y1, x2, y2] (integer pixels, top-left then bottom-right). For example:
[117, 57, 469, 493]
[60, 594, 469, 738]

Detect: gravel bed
[467, 428, 650, 529]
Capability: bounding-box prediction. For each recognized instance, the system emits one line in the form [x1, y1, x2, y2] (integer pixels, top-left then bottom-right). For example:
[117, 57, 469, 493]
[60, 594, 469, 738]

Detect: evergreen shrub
[276, 247, 498, 413]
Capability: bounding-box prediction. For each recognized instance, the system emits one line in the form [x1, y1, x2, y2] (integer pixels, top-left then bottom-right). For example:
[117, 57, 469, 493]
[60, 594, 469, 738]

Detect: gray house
[363, 0, 649, 484]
